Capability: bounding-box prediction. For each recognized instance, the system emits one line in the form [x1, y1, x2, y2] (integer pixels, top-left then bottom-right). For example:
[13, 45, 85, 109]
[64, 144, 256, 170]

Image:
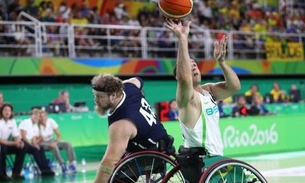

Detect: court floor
[8, 150, 305, 183]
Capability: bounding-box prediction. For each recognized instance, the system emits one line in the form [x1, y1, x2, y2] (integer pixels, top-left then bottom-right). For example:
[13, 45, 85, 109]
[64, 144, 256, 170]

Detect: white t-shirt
[38, 118, 58, 141]
[0, 118, 19, 140]
[18, 118, 39, 141]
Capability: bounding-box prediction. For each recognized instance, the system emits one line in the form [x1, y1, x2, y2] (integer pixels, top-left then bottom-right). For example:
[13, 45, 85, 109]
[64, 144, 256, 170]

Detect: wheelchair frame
[109, 150, 268, 183]
[108, 150, 185, 183]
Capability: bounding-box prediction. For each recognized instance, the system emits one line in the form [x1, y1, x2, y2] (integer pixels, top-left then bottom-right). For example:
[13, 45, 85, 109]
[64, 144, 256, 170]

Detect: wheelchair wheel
[199, 159, 268, 183]
[160, 164, 187, 183]
[109, 151, 186, 183]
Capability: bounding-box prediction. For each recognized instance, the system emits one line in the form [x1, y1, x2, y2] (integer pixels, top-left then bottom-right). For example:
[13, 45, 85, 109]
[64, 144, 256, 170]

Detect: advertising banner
[15, 113, 305, 157]
[1, 58, 305, 76]
[265, 42, 304, 61]
[162, 114, 305, 157]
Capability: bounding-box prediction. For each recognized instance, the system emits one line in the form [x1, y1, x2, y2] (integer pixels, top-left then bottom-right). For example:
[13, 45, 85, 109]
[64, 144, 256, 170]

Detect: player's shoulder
[201, 83, 212, 93]
[109, 119, 136, 133]
[123, 77, 143, 90]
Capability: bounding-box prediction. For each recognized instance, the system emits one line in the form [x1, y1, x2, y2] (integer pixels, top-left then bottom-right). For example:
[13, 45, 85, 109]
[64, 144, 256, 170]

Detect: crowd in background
[0, 0, 304, 57]
[166, 81, 303, 121]
[0, 79, 304, 121]
[218, 82, 303, 118]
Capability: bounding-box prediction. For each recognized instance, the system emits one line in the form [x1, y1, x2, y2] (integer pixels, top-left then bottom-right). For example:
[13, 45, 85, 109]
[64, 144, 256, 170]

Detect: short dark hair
[60, 90, 68, 95]
[0, 103, 14, 119]
[169, 99, 176, 105]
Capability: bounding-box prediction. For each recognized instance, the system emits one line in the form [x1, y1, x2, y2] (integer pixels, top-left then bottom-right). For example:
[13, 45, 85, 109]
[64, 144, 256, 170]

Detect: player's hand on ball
[214, 35, 227, 63]
[166, 19, 191, 39]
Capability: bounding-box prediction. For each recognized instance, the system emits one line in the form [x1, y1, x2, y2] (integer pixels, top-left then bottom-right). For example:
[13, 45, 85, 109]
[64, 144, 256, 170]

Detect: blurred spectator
[114, 3, 129, 20]
[38, 1, 47, 18]
[168, 99, 178, 121]
[38, 111, 77, 174]
[137, 6, 150, 22]
[0, 91, 3, 106]
[46, 25, 64, 56]
[23, 0, 39, 18]
[289, 84, 301, 103]
[157, 31, 175, 58]
[18, 109, 55, 176]
[0, 0, 304, 58]
[231, 95, 249, 117]
[7, 0, 23, 17]
[0, 103, 26, 180]
[9, 14, 31, 56]
[70, 11, 91, 51]
[52, 90, 73, 112]
[87, 7, 100, 24]
[218, 101, 230, 118]
[244, 84, 263, 104]
[0, 16, 6, 46]
[127, 15, 140, 26]
[222, 96, 233, 104]
[40, 8, 55, 22]
[249, 94, 271, 116]
[0, 5, 8, 21]
[58, 1, 71, 20]
[270, 82, 286, 103]
[80, 1, 91, 18]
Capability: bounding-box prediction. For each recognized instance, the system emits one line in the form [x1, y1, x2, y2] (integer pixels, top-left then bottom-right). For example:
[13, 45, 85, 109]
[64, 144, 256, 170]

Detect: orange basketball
[158, 0, 193, 19]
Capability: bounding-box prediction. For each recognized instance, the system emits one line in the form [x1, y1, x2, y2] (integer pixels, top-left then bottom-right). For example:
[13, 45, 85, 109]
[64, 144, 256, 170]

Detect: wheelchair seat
[158, 135, 176, 156]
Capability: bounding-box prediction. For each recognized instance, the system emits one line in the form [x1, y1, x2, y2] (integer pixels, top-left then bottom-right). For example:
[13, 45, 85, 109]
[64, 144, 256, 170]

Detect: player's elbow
[176, 74, 191, 83]
[231, 82, 241, 92]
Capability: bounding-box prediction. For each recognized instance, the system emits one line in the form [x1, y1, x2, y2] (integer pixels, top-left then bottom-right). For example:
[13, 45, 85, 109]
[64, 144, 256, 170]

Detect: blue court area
[5, 150, 305, 183]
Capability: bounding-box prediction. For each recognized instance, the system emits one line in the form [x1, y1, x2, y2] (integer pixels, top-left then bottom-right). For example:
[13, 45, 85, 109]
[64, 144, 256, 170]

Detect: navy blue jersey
[108, 79, 168, 152]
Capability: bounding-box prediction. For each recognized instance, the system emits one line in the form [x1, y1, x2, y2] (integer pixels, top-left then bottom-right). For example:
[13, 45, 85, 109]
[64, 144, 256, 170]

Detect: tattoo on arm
[190, 95, 197, 108]
[179, 94, 196, 107]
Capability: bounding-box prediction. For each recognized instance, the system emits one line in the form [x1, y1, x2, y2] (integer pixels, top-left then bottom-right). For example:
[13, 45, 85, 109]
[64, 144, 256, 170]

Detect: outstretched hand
[165, 19, 192, 39]
[214, 35, 227, 62]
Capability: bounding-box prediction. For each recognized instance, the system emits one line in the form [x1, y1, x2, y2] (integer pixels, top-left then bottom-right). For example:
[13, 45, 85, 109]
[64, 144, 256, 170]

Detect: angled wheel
[199, 159, 268, 183]
[160, 164, 187, 183]
[109, 151, 185, 183]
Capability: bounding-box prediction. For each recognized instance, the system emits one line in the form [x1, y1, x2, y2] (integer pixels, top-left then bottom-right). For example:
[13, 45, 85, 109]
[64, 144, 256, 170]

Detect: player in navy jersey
[91, 74, 173, 183]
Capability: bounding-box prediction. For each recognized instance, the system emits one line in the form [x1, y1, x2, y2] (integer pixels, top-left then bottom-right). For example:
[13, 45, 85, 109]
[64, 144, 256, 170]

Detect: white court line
[236, 151, 305, 161]
[262, 166, 305, 177]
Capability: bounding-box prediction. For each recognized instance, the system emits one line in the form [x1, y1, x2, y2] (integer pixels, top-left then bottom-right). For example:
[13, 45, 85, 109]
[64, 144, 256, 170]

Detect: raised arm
[205, 36, 241, 101]
[166, 20, 194, 108]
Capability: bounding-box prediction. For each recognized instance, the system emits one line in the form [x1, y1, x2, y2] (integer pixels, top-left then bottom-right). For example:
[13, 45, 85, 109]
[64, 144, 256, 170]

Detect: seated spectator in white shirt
[0, 103, 26, 181]
[38, 110, 77, 174]
[19, 109, 55, 176]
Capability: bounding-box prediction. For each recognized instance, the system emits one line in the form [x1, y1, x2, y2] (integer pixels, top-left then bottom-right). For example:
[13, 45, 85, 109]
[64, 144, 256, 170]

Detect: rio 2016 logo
[223, 123, 278, 148]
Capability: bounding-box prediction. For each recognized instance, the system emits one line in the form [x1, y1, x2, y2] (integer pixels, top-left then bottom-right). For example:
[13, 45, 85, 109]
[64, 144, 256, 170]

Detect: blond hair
[31, 108, 41, 115]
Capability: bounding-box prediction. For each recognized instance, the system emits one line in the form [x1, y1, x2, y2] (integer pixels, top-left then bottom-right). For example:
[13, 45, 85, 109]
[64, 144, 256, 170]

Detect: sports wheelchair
[109, 136, 267, 183]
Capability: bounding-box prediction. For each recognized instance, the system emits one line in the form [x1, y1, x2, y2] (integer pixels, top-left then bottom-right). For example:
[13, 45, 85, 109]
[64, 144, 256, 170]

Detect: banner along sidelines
[15, 113, 305, 158]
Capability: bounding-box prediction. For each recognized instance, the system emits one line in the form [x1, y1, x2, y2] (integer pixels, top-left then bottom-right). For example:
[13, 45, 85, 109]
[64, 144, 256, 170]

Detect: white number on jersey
[139, 98, 157, 126]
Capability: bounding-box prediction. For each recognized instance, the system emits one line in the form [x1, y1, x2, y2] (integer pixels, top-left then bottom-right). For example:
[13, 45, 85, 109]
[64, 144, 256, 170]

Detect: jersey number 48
[139, 98, 157, 126]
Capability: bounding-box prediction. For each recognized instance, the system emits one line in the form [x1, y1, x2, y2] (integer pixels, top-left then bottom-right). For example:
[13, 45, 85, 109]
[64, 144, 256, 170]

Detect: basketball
[158, 0, 193, 19]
